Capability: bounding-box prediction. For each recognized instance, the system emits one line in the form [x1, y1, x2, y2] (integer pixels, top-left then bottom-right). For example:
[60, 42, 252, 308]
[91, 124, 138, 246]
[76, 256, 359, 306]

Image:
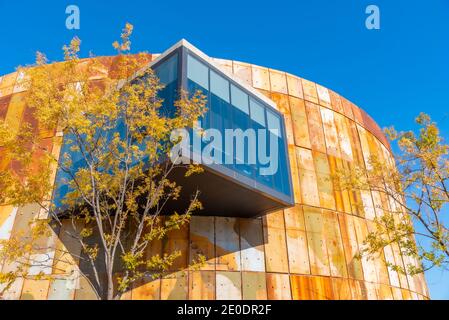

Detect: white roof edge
[147, 39, 277, 109]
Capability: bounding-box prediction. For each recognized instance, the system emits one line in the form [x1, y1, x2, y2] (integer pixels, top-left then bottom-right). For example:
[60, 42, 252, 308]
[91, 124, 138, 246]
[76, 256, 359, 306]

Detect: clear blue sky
[0, 0, 448, 299]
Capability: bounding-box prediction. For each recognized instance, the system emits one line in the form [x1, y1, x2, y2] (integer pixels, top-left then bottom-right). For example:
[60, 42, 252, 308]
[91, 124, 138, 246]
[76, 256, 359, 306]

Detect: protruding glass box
[53, 40, 294, 217]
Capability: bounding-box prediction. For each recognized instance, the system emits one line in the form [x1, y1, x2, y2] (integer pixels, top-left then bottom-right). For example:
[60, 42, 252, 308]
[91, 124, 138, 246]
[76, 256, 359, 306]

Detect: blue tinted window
[155, 53, 179, 117]
[187, 55, 209, 90]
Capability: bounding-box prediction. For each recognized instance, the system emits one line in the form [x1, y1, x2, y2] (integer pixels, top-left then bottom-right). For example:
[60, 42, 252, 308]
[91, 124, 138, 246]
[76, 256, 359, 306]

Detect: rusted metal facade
[0, 52, 429, 300]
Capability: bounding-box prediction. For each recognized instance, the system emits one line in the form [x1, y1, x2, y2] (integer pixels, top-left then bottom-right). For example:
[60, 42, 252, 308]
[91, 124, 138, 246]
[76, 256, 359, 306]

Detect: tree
[0, 23, 207, 300]
[338, 113, 449, 276]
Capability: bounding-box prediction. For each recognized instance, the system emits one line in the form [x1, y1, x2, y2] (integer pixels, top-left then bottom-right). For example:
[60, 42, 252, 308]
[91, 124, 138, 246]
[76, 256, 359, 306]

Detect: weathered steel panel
[216, 271, 242, 300]
[189, 271, 215, 300]
[263, 211, 289, 273]
[215, 217, 241, 271]
[232, 61, 252, 86]
[189, 216, 215, 270]
[323, 211, 347, 278]
[242, 272, 267, 300]
[316, 84, 331, 108]
[320, 107, 341, 157]
[296, 147, 320, 207]
[47, 278, 76, 300]
[251, 66, 270, 91]
[266, 273, 291, 300]
[286, 74, 303, 99]
[239, 218, 265, 272]
[313, 151, 336, 210]
[284, 205, 310, 274]
[20, 279, 50, 300]
[303, 207, 331, 276]
[289, 96, 311, 149]
[269, 70, 288, 94]
[161, 271, 188, 300]
[288, 145, 302, 203]
[331, 278, 352, 300]
[0, 205, 18, 240]
[305, 102, 326, 153]
[163, 224, 189, 272]
[337, 213, 364, 280]
[301, 79, 319, 104]
[74, 275, 99, 300]
[132, 275, 161, 300]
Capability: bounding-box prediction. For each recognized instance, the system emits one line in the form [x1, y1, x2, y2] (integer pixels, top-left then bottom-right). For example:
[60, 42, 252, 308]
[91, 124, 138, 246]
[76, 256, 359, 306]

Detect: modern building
[0, 40, 429, 300]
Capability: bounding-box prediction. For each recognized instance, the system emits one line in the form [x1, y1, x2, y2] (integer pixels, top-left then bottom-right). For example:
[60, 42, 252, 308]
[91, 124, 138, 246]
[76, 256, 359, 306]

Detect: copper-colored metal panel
[305, 102, 326, 153]
[270, 92, 290, 115]
[383, 245, 400, 287]
[189, 271, 215, 300]
[74, 276, 100, 300]
[340, 96, 354, 120]
[353, 217, 377, 283]
[0, 72, 17, 90]
[286, 74, 304, 99]
[53, 219, 83, 275]
[316, 84, 331, 108]
[301, 79, 319, 104]
[216, 271, 242, 300]
[0, 205, 17, 241]
[163, 224, 189, 271]
[291, 275, 333, 300]
[269, 70, 288, 94]
[263, 211, 289, 273]
[303, 207, 331, 276]
[20, 279, 50, 300]
[161, 271, 188, 300]
[313, 151, 336, 210]
[331, 278, 352, 300]
[284, 205, 310, 274]
[0, 278, 24, 300]
[215, 217, 241, 271]
[239, 218, 265, 272]
[296, 147, 320, 207]
[377, 284, 393, 300]
[323, 211, 348, 278]
[320, 107, 341, 157]
[349, 279, 368, 300]
[289, 96, 311, 149]
[213, 58, 233, 74]
[365, 282, 378, 300]
[351, 103, 364, 125]
[337, 213, 364, 280]
[288, 145, 302, 204]
[0, 94, 11, 120]
[4, 92, 27, 137]
[132, 275, 161, 300]
[251, 66, 270, 91]
[47, 279, 76, 300]
[232, 61, 252, 86]
[328, 90, 344, 114]
[328, 156, 352, 214]
[333, 112, 353, 161]
[290, 275, 311, 300]
[266, 273, 291, 300]
[242, 272, 267, 300]
[189, 216, 215, 270]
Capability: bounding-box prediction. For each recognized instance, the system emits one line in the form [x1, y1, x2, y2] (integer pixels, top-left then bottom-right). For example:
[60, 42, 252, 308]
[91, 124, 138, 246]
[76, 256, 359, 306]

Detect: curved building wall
[0, 54, 429, 300]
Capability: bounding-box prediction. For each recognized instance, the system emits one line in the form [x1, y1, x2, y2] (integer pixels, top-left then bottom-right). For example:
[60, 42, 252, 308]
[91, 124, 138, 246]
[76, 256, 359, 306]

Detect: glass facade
[185, 51, 292, 201]
[53, 43, 293, 214]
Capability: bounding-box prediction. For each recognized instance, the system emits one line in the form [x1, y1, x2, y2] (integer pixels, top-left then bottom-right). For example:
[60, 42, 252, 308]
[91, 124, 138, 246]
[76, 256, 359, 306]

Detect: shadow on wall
[50, 214, 267, 300]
